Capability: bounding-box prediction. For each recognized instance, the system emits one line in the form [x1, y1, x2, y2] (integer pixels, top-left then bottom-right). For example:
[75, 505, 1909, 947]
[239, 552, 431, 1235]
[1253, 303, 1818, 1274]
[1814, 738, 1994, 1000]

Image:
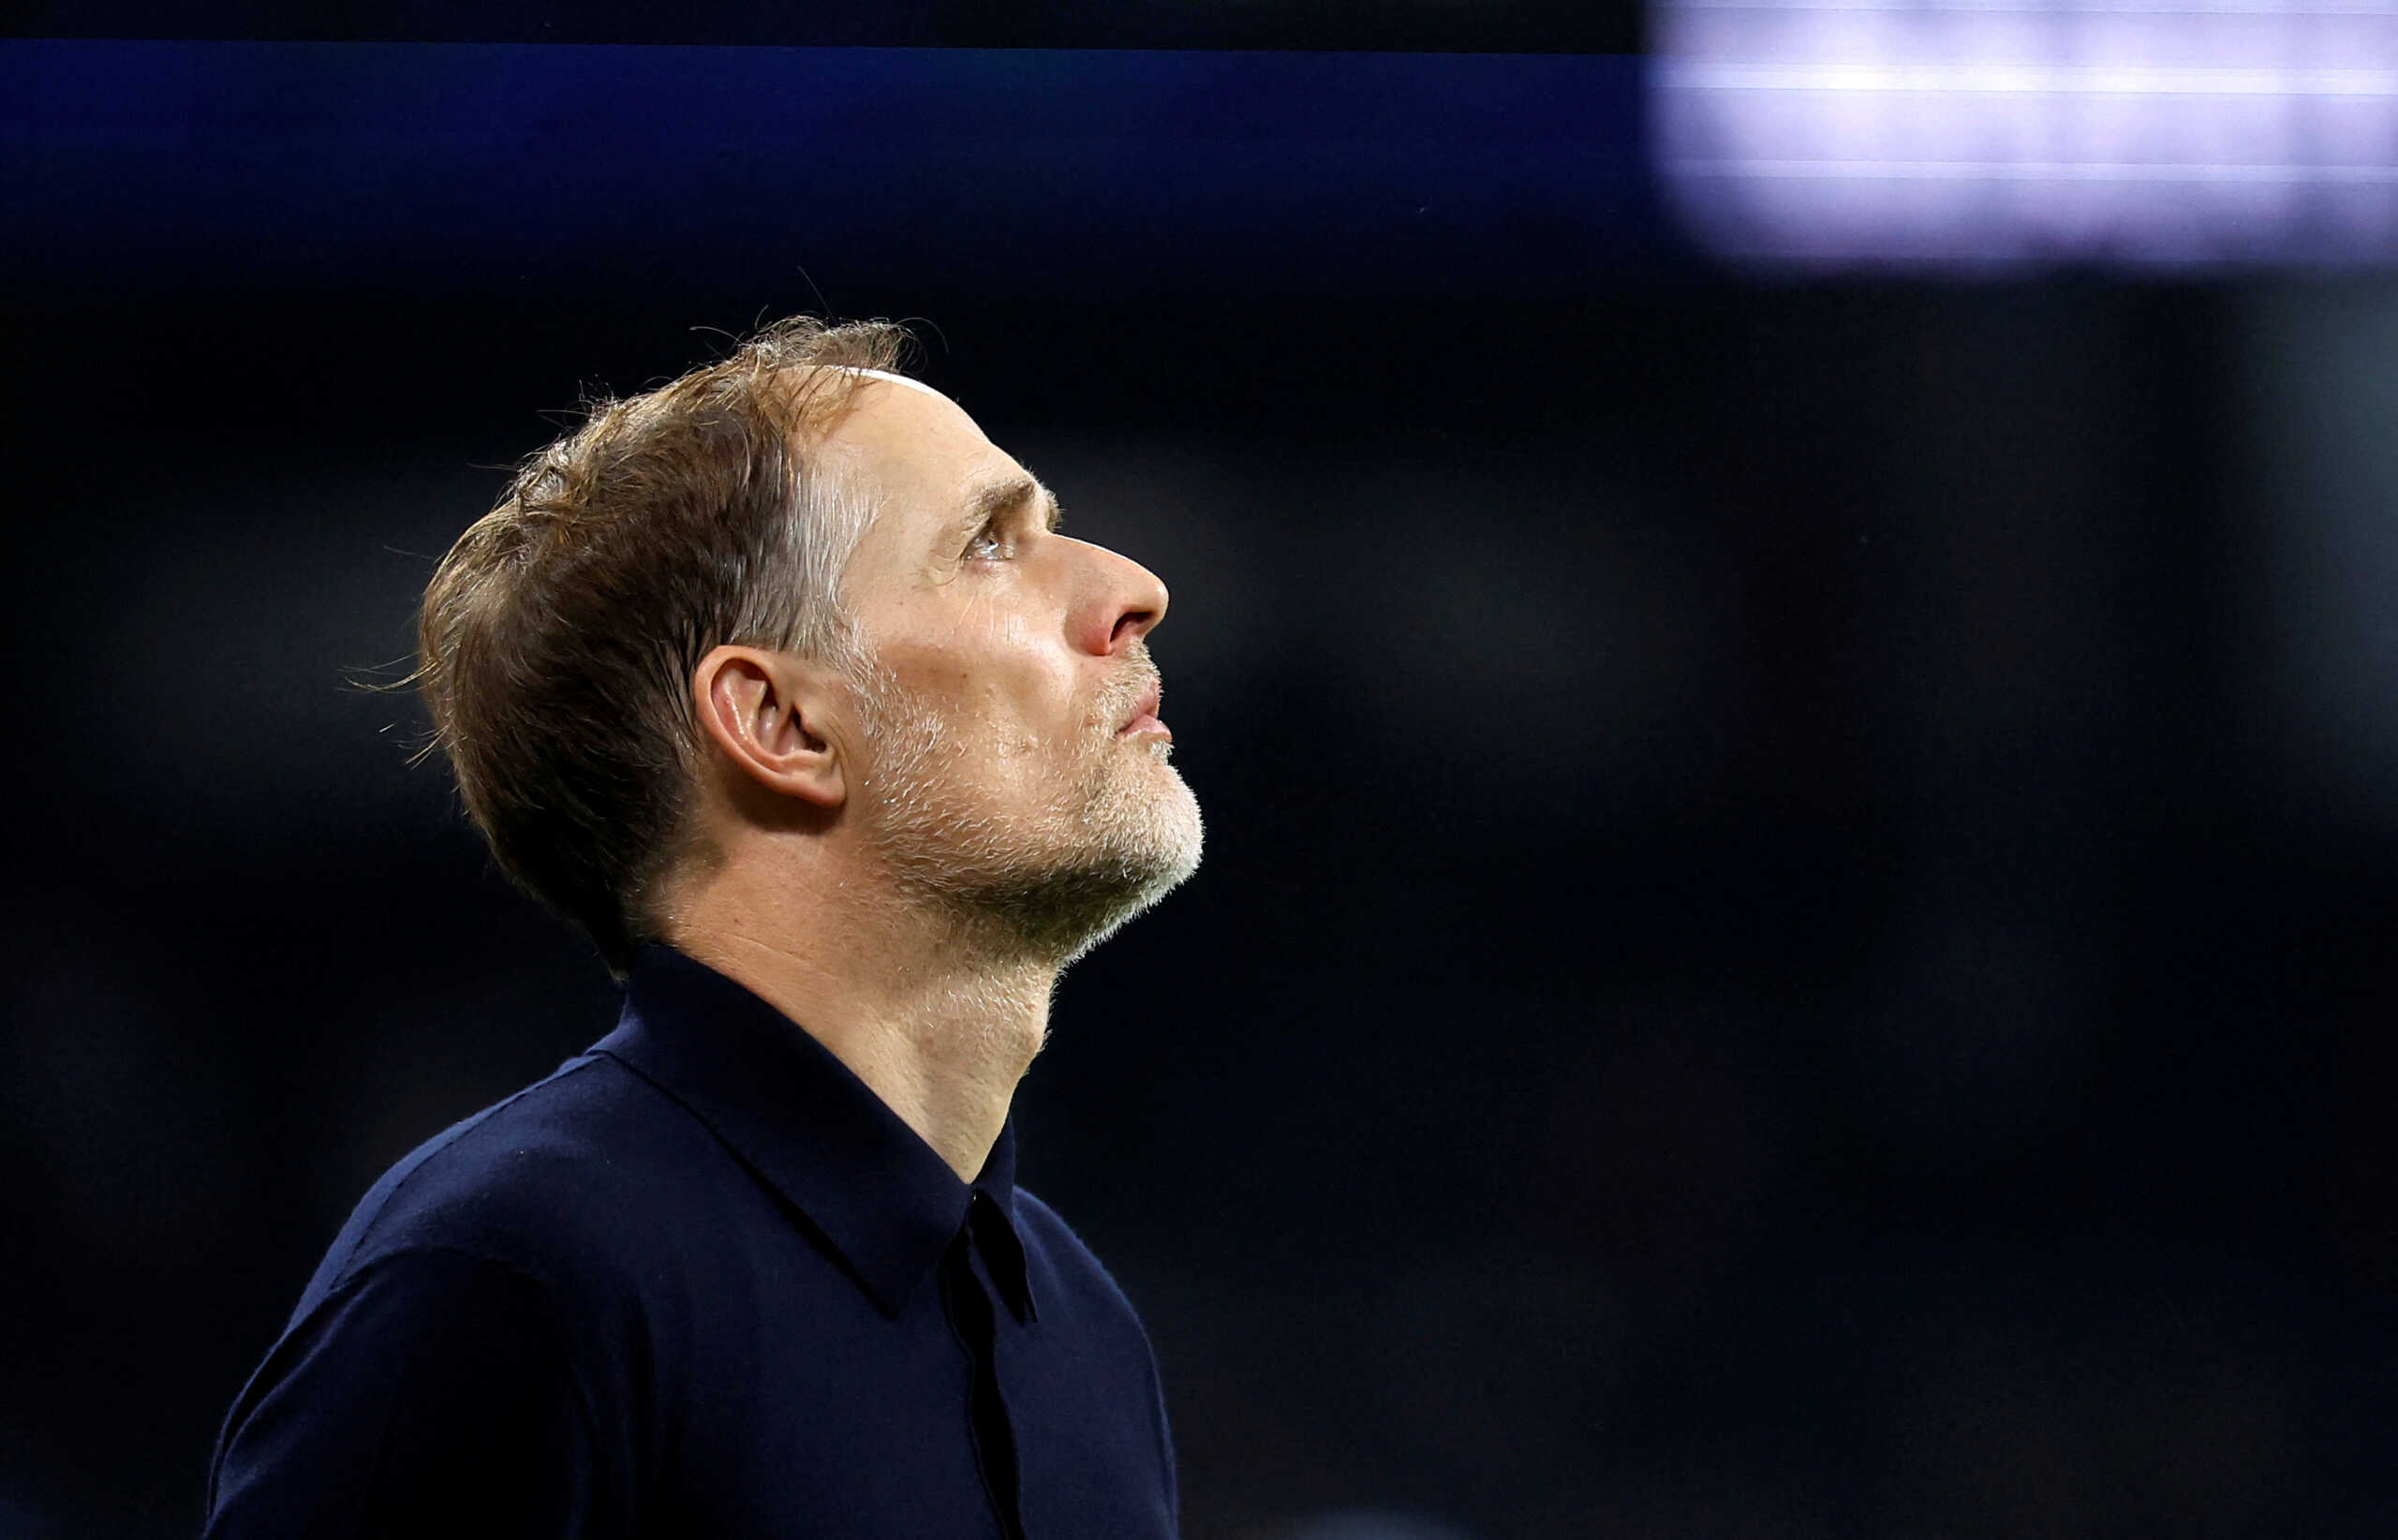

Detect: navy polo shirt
[202, 945, 1178, 1538]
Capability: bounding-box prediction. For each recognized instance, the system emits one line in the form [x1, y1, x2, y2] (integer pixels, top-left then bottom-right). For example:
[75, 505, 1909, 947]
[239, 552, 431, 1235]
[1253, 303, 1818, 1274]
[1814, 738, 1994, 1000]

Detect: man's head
[416, 318, 1201, 976]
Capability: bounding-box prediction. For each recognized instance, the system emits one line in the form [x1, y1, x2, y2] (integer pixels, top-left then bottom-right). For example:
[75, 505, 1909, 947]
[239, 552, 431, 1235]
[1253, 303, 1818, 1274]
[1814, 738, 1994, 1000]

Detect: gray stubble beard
[847, 658, 1204, 970]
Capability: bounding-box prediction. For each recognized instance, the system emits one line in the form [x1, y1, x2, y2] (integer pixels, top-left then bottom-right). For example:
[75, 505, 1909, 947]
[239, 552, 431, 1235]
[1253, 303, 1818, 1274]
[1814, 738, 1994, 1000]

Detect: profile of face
[820, 376, 1204, 963]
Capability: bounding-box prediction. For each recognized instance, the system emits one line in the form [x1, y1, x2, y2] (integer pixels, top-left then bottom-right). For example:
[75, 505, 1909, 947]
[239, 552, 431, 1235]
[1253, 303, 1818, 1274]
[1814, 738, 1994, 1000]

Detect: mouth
[1116, 675, 1169, 741]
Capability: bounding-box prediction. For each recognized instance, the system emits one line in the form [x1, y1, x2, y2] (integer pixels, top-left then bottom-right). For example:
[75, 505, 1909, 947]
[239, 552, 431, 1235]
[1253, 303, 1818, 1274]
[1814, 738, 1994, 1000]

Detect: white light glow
[1653, 0, 2398, 268]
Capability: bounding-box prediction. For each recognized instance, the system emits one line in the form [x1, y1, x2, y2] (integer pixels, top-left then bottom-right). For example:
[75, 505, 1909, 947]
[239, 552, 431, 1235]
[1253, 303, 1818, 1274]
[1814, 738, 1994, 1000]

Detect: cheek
[863, 556, 1093, 724]
[960, 611, 1080, 731]
[887, 628, 1082, 754]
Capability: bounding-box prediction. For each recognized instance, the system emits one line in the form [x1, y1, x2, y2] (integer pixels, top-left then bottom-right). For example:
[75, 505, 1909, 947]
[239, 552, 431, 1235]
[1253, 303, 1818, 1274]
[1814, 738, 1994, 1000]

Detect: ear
[691, 644, 847, 811]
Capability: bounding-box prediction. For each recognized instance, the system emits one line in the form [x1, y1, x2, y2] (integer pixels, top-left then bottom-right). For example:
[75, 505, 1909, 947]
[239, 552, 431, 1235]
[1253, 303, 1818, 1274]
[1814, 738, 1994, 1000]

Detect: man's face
[816, 376, 1203, 961]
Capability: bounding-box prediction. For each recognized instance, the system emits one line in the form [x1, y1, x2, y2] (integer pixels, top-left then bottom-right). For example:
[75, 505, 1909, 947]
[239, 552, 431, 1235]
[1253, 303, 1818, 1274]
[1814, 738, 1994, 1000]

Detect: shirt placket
[940, 1217, 1026, 1540]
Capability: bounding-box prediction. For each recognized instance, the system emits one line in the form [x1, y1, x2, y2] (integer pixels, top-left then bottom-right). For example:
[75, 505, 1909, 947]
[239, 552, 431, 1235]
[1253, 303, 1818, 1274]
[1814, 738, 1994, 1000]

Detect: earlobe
[692, 645, 847, 811]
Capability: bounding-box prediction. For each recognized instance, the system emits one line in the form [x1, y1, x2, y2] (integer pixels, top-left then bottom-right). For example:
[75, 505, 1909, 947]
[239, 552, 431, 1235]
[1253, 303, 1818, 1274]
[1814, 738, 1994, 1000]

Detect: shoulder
[1009, 1186, 1104, 1279]
[1011, 1187, 1178, 1496]
[1011, 1187, 1159, 1349]
[299, 1049, 701, 1317]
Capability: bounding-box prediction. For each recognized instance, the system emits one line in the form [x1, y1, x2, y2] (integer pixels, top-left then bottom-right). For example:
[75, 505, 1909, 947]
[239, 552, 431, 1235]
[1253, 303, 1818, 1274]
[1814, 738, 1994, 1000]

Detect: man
[202, 318, 1203, 1538]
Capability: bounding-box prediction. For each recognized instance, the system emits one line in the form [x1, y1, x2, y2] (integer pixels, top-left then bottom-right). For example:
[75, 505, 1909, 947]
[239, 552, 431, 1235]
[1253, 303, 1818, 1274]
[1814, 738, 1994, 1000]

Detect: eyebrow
[959, 473, 1064, 539]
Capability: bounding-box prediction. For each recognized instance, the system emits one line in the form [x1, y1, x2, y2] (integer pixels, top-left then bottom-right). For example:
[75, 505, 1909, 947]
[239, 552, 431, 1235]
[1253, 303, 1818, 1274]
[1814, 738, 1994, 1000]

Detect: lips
[1116, 675, 1167, 738]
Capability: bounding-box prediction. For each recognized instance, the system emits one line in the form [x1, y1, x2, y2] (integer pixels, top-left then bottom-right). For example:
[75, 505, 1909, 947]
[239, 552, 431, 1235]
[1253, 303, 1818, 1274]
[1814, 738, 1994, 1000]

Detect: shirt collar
[595, 943, 1035, 1325]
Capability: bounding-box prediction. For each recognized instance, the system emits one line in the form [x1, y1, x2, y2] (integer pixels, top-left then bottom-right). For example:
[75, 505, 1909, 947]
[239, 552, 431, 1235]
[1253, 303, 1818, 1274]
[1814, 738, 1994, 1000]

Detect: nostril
[1110, 607, 1160, 649]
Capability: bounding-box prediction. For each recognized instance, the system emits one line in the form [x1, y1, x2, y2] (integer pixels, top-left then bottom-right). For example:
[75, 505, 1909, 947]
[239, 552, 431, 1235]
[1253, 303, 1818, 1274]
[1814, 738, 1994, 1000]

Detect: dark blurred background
[5, 10, 2397, 1538]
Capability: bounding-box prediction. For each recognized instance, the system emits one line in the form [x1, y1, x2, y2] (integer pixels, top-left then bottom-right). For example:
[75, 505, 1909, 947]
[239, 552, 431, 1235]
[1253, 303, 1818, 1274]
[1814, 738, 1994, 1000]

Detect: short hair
[413, 316, 909, 976]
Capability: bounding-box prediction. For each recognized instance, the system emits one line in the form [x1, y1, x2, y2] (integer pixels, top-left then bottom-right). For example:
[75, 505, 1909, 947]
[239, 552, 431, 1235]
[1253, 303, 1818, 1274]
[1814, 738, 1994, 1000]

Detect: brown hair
[413, 316, 909, 975]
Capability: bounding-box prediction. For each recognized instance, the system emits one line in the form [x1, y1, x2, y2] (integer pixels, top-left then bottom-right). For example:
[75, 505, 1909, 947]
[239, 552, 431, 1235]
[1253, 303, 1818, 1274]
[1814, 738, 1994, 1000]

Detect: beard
[844, 645, 1204, 968]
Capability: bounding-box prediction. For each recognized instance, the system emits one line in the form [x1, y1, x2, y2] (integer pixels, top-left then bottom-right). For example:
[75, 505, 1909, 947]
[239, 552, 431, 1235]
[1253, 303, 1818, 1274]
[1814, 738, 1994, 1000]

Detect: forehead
[814, 374, 1016, 525]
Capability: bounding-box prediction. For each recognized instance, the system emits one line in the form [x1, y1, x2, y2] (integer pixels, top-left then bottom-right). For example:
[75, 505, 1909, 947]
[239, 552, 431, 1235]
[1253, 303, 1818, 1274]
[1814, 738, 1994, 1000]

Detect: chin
[866, 729, 1203, 963]
[1109, 763, 1205, 894]
[980, 774, 1204, 967]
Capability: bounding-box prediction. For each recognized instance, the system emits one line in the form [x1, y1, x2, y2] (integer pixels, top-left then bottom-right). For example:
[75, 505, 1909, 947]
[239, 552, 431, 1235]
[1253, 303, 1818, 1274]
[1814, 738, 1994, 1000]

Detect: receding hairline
[849, 366, 951, 402]
[768, 365, 957, 454]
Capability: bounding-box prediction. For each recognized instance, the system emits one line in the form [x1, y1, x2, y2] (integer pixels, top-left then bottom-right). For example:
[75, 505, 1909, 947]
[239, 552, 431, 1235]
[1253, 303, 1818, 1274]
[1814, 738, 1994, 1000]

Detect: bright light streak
[1652, 0, 2398, 268]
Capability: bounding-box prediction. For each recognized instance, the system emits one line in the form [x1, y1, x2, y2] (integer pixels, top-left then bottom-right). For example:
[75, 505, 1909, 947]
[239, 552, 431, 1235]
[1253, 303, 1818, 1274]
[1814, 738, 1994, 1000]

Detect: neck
[664, 848, 1057, 1184]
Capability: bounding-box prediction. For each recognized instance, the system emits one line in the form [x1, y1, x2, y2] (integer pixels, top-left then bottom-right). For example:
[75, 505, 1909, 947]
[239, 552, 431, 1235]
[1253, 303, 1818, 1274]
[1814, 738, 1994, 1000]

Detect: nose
[1067, 537, 1169, 657]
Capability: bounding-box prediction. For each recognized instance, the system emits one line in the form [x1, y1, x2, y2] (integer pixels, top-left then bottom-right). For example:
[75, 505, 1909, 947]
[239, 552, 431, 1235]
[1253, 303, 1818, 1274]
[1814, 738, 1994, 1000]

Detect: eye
[965, 522, 1014, 561]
